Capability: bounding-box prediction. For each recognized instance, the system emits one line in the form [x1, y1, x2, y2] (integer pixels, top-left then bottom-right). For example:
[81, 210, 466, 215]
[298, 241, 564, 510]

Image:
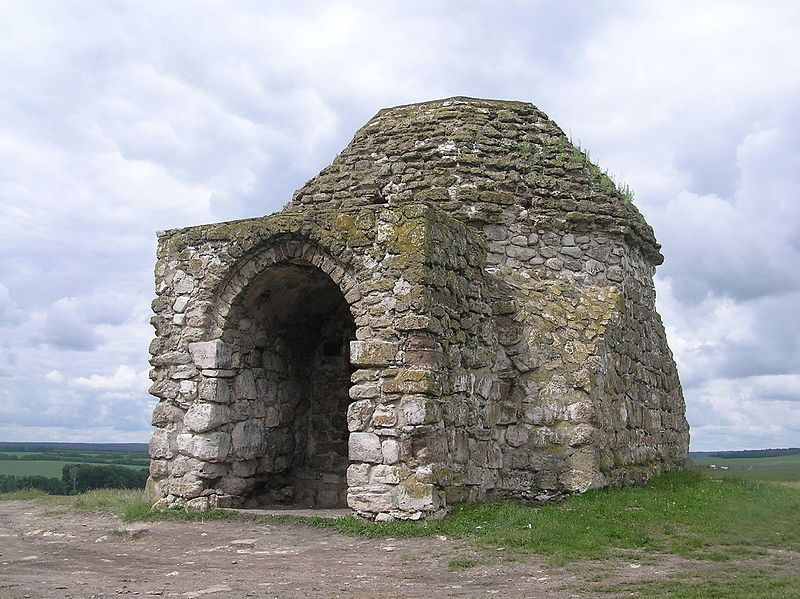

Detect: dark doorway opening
[235, 262, 355, 508]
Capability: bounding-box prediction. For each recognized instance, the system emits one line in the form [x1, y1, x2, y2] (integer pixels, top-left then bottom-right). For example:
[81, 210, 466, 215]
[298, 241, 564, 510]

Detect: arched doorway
[226, 260, 355, 508]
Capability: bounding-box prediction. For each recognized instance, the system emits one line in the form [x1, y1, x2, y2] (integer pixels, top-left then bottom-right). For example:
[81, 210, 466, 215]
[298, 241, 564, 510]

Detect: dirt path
[0, 500, 700, 598]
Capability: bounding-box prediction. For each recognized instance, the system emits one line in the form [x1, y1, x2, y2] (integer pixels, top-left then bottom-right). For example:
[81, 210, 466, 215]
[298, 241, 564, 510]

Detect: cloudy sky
[0, 1, 798, 451]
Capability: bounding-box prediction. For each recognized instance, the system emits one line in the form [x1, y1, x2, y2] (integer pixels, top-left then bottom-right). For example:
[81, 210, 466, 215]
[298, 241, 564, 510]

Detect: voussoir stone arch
[209, 236, 363, 339]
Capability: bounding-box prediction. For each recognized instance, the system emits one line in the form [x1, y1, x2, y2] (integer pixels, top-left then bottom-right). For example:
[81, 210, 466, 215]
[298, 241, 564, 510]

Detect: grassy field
[0, 443, 150, 480]
[691, 453, 800, 483]
[0, 459, 145, 477]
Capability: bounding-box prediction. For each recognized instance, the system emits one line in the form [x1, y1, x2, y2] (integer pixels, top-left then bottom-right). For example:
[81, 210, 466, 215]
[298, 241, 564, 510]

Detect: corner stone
[177, 431, 231, 462]
[188, 339, 234, 369]
[348, 432, 383, 463]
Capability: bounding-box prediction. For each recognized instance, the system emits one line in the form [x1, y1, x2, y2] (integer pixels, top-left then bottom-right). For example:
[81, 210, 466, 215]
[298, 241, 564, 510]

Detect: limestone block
[560, 468, 607, 492]
[505, 424, 530, 448]
[149, 459, 170, 480]
[506, 245, 537, 260]
[144, 477, 162, 502]
[188, 339, 234, 369]
[231, 420, 269, 460]
[346, 463, 371, 486]
[169, 474, 205, 498]
[397, 479, 439, 512]
[349, 383, 380, 399]
[568, 424, 597, 447]
[384, 370, 441, 396]
[198, 378, 233, 403]
[347, 484, 397, 512]
[149, 428, 176, 459]
[381, 439, 401, 464]
[452, 430, 469, 463]
[172, 296, 190, 313]
[586, 259, 604, 275]
[370, 464, 401, 484]
[350, 340, 399, 366]
[372, 404, 397, 428]
[186, 496, 211, 511]
[396, 314, 440, 333]
[565, 401, 595, 423]
[184, 402, 230, 433]
[349, 432, 383, 463]
[400, 396, 439, 425]
[172, 455, 227, 479]
[169, 366, 196, 380]
[151, 402, 184, 428]
[177, 431, 231, 462]
[411, 429, 448, 463]
[562, 449, 607, 491]
[173, 273, 195, 294]
[235, 370, 257, 400]
[347, 400, 374, 432]
[483, 224, 508, 241]
[178, 380, 197, 400]
[545, 257, 563, 270]
[264, 406, 280, 427]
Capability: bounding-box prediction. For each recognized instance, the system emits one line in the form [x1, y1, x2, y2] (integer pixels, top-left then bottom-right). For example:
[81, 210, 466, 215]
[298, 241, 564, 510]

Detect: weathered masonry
[147, 97, 690, 519]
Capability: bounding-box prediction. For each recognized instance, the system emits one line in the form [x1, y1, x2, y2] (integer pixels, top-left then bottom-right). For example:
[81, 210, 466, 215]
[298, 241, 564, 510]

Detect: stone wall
[147, 97, 689, 519]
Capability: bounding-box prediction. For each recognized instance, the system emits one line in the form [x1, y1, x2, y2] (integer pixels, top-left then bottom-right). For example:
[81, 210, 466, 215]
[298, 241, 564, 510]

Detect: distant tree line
[0, 474, 67, 494]
[0, 442, 148, 453]
[0, 464, 149, 495]
[61, 464, 149, 493]
[709, 448, 800, 459]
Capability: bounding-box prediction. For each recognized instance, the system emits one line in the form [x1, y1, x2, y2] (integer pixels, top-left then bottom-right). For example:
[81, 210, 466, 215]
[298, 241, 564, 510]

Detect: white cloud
[688, 375, 800, 451]
[0, 1, 797, 448]
[44, 369, 64, 384]
[71, 365, 149, 392]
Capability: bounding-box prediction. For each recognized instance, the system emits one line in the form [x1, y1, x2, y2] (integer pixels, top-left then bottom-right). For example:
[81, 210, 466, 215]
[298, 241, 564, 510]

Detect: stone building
[146, 97, 690, 519]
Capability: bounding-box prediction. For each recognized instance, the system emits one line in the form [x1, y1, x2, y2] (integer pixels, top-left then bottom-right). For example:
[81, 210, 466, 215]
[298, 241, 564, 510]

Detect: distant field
[0, 459, 146, 478]
[0, 443, 150, 480]
[692, 454, 800, 482]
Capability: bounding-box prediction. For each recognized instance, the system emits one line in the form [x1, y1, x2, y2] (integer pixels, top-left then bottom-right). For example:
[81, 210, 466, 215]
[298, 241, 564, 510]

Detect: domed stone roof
[290, 97, 661, 263]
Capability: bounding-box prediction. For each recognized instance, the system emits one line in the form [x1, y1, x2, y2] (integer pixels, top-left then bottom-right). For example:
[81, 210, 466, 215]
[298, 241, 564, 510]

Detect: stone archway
[212, 243, 360, 509]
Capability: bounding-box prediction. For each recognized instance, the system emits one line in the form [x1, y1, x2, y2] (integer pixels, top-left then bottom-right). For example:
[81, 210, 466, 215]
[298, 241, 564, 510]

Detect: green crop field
[0, 459, 145, 478]
[691, 453, 800, 482]
[0, 443, 150, 480]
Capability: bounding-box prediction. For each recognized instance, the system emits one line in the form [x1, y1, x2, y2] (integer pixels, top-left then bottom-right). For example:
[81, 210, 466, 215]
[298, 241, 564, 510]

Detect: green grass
[447, 556, 483, 571]
[0, 488, 51, 501]
[692, 454, 800, 482]
[0, 487, 152, 519]
[105, 471, 799, 566]
[0, 459, 145, 478]
[304, 471, 800, 564]
[598, 567, 800, 598]
[122, 505, 240, 523]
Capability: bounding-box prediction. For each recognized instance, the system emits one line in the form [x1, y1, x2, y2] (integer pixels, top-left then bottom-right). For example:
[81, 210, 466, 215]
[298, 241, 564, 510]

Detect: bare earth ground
[0, 500, 769, 598]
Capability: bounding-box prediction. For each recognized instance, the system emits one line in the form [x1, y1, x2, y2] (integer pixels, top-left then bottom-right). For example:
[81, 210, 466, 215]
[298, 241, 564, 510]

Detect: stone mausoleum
[146, 97, 690, 519]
